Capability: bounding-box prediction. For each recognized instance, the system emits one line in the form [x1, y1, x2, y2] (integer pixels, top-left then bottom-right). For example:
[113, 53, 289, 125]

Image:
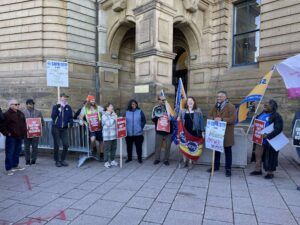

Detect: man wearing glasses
[0, 99, 27, 175]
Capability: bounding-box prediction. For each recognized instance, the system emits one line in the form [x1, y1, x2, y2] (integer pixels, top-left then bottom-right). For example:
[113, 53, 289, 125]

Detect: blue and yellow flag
[236, 70, 274, 123]
[174, 78, 187, 116]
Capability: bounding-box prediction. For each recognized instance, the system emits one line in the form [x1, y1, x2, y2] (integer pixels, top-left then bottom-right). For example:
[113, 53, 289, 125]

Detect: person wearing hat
[79, 95, 104, 160]
[51, 93, 73, 167]
[22, 99, 44, 165]
[152, 94, 174, 166]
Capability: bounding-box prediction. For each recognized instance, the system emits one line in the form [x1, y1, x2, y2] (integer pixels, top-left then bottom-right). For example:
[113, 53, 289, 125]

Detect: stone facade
[0, 0, 97, 115]
[0, 0, 299, 131]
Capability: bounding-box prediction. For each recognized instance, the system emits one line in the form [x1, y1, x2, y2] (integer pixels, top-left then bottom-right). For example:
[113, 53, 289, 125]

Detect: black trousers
[214, 146, 232, 170]
[51, 126, 69, 162]
[125, 135, 144, 161]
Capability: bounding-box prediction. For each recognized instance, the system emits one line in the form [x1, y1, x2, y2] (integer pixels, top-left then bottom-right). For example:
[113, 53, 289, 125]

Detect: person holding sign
[250, 102, 275, 176]
[0, 99, 27, 175]
[102, 103, 118, 168]
[292, 109, 300, 190]
[259, 100, 283, 179]
[22, 99, 44, 166]
[178, 97, 204, 169]
[79, 95, 104, 160]
[208, 91, 236, 177]
[125, 99, 146, 164]
[51, 93, 73, 167]
[152, 95, 174, 166]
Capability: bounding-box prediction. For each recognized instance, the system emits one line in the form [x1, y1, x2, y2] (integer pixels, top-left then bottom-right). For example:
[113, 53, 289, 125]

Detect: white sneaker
[11, 166, 25, 172]
[6, 170, 14, 176]
[104, 162, 111, 168]
[110, 160, 118, 166]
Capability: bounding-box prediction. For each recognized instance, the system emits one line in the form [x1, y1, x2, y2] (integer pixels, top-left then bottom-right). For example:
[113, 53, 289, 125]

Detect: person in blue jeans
[0, 99, 27, 175]
[292, 109, 300, 190]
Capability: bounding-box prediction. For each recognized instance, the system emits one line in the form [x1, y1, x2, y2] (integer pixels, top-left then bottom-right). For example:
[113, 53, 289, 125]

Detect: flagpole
[246, 96, 264, 135]
[246, 68, 275, 135]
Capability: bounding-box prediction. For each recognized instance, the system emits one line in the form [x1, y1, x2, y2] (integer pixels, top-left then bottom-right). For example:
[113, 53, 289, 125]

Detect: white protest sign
[47, 60, 69, 87]
[205, 119, 227, 153]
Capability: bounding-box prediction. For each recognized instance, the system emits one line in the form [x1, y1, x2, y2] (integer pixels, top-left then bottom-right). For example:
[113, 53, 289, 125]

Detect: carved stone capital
[183, 0, 209, 13]
[183, 0, 198, 13]
[112, 0, 126, 12]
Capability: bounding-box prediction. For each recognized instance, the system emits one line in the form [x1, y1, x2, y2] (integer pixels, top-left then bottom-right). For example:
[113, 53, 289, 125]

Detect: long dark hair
[127, 99, 139, 111]
[185, 96, 197, 110]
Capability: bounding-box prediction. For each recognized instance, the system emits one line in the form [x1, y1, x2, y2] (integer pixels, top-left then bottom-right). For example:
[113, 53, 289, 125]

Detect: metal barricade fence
[40, 119, 96, 167]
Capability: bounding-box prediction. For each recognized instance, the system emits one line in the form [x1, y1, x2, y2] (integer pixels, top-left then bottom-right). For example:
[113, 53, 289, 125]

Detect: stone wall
[0, 0, 97, 116]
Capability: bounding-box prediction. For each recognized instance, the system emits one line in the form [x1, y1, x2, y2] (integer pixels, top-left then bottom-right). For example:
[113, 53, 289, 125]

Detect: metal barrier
[40, 119, 98, 167]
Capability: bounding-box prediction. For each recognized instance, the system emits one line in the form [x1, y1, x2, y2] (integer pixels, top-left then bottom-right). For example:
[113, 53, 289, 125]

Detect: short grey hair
[8, 99, 18, 107]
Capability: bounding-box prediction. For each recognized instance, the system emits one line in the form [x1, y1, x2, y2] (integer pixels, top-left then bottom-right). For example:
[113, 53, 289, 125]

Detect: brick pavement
[0, 143, 299, 225]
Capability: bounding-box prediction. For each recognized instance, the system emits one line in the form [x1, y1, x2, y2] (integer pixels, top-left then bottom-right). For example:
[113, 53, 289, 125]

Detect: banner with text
[252, 119, 266, 145]
[117, 117, 127, 138]
[87, 113, 101, 132]
[26, 118, 42, 138]
[205, 119, 227, 153]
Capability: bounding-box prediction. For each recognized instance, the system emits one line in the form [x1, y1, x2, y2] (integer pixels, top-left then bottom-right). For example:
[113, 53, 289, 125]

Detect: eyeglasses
[11, 103, 20, 106]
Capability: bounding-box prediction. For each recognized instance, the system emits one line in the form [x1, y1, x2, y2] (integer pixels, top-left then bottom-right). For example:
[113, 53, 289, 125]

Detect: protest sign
[156, 114, 170, 133]
[26, 118, 42, 138]
[117, 117, 126, 138]
[47, 60, 69, 87]
[252, 119, 265, 145]
[205, 119, 227, 153]
[292, 119, 300, 146]
[86, 113, 101, 132]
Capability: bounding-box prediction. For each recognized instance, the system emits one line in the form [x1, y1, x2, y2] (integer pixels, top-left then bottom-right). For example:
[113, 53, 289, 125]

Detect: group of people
[0, 91, 298, 184]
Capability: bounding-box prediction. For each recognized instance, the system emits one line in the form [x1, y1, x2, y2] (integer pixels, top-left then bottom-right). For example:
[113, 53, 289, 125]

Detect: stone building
[0, 0, 299, 130]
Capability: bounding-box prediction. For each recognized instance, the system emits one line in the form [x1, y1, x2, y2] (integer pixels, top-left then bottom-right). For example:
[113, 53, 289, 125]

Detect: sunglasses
[11, 103, 20, 106]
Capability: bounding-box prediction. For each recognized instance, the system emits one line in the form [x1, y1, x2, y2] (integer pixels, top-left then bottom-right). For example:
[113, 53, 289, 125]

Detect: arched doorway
[118, 27, 136, 112]
[173, 28, 189, 95]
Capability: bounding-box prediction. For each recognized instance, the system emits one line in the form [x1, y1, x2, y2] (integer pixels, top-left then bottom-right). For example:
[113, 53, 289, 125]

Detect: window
[233, 0, 261, 66]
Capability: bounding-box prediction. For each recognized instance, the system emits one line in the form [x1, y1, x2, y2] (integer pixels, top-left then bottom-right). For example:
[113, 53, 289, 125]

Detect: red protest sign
[252, 119, 266, 145]
[86, 113, 101, 132]
[26, 118, 42, 138]
[117, 117, 126, 138]
[156, 114, 170, 133]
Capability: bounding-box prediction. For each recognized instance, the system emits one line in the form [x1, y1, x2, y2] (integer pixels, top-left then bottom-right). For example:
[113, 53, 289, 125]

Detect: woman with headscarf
[125, 99, 146, 163]
[259, 99, 283, 179]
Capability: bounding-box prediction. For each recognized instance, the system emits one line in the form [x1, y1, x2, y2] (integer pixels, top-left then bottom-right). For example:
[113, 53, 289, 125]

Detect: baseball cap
[26, 99, 35, 105]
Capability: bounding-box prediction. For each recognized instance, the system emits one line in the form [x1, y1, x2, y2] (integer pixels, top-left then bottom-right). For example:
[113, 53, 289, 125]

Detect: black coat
[0, 108, 4, 123]
[263, 111, 283, 172]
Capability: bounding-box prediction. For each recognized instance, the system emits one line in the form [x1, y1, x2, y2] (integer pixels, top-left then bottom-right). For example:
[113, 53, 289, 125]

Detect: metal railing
[39, 119, 90, 153]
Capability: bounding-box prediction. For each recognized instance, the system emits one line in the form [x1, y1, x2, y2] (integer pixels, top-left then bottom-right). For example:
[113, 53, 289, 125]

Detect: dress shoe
[55, 161, 62, 167]
[264, 174, 274, 179]
[153, 160, 160, 165]
[125, 159, 132, 163]
[163, 161, 170, 166]
[250, 170, 262, 176]
[225, 169, 231, 177]
[60, 161, 69, 167]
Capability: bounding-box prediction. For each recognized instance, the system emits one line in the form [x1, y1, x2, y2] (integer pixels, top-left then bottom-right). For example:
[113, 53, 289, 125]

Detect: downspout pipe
[95, 0, 100, 103]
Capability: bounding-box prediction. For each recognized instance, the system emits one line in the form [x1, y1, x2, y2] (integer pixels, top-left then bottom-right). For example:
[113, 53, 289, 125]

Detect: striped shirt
[101, 111, 117, 141]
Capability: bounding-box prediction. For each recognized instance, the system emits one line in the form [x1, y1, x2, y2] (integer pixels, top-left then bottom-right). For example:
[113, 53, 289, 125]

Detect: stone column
[133, 0, 176, 111]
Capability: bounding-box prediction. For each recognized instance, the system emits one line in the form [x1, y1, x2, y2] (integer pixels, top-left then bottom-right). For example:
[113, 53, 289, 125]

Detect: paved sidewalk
[0, 143, 299, 225]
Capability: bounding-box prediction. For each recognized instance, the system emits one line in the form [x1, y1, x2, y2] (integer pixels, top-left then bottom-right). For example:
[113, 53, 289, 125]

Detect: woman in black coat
[262, 99, 283, 179]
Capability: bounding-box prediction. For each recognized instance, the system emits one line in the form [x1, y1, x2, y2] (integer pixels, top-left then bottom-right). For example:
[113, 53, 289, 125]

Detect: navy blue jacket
[51, 104, 73, 128]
